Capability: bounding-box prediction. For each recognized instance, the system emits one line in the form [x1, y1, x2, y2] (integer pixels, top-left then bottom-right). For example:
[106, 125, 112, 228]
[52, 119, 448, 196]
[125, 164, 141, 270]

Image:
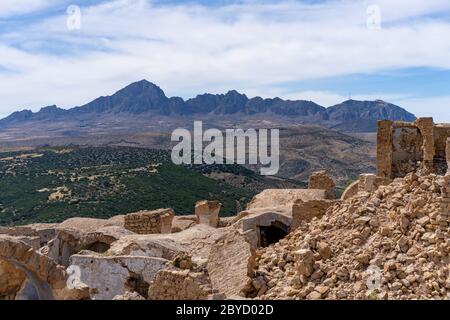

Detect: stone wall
[124, 209, 174, 234]
[0, 224, 56, 247]
[207, 227, 256, 297]
[291, 199, 338, 230]
[195, 201, 221, 228]
[434, 125, 450, 173]
[377, 118, 450, 179]
[376, 120, 394, 179]
[148, 269, 214, 300]
[0, 259, 26, 300]
[70, 254, 167, 300]
[416, 118, 435, 170]
[341, 174, 391, 201]
[447, 138, 450, 175]
[358, 173, 392, 193]
[308, 170, 336, 199]
[340, 180, 359, 201]
[171, 215, 197, 233]
[246, 189, 327, 211]
[0, 235, 88, 300]
[391, 123, 422, 177]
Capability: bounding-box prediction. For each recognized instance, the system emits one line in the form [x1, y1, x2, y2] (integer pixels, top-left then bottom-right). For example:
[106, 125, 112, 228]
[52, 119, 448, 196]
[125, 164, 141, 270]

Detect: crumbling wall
[207, 227, 256, 298]
[341, 174, 391, 201]
[308, 170, 336, 199]
[377, 120, 393, 178]
[447, 138, 450, 175]
[434, 126, 450, 159]
[433, 125, 450, 174]
[148, 269, 215, 300]
[44, 225, 132, 267]
[291, 199, 338, 230]
[416, 117, 435, 171]
[358, 173, 377, 193]
[0, 224, 56, 247]
[69, 254, 167, 300]
[0, 235, 88, 300]
[195, 201, 221, 228]
[377, 118, 450, 179]
[391, 124, 422, 178]
[340, 181, 359, 200]
[246, 189, 327, 212]
[0, 259, 26, 300]
[124, 209, 174, 234]
[171, 215, 196, 233]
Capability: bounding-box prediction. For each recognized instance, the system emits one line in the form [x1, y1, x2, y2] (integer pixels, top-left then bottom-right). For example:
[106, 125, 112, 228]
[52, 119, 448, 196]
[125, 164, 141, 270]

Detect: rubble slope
[253, 172, 449, 300]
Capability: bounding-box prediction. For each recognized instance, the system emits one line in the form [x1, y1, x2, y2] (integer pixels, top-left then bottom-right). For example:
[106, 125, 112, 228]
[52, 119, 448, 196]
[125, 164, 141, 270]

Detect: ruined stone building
[377, 118, 450, 179]
[1, 119, 449, 300]
[0, 169, 338, 300]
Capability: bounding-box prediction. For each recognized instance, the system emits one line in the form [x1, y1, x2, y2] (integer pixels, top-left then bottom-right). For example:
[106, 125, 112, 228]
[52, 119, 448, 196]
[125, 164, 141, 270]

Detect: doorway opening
[258, 221, 289, 248]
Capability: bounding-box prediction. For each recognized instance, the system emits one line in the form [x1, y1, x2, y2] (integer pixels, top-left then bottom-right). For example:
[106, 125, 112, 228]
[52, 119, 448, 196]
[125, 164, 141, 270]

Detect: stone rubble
[251, 172, 449, 300]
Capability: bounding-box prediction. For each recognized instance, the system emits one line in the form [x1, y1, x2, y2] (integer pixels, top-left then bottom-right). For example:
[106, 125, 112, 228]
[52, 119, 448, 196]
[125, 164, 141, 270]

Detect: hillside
[0, 124, 376, 190]
[0, 146, 302, 226]
[275, 126, 376, 188]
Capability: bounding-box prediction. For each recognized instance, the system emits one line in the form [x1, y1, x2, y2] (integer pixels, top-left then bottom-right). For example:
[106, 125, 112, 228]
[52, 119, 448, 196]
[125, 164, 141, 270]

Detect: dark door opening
[258, 221, 289, 248]
[433, 155, 448, 176]
[126, 272, 149, 298]
[85, 241, 110, 253]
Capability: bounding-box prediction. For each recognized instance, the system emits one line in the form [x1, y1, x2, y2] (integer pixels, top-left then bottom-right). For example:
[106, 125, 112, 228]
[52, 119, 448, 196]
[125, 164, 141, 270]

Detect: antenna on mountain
[348, 93, 352, 100]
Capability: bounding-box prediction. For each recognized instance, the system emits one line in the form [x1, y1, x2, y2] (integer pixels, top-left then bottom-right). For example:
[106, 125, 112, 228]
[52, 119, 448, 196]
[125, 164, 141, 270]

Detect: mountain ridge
[0, 79, 416, 132]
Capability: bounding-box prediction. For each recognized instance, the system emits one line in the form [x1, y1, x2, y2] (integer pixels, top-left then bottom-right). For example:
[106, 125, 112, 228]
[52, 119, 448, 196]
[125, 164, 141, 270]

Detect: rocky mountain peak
[0, 81, 417, 132]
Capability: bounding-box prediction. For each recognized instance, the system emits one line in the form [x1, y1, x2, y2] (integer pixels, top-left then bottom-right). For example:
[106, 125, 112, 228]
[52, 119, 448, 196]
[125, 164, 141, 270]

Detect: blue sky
[1, 0, 450, 120]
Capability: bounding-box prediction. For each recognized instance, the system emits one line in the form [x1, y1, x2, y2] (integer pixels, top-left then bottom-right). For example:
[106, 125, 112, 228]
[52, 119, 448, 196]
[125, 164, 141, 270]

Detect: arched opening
[0, 259, 25, 300]
[0, 259, 54, 300]
[126, 271, 149, 299]
[258, 221, 289, 248]
[85, 241, 111, 254]
[15, 280, 40, 300]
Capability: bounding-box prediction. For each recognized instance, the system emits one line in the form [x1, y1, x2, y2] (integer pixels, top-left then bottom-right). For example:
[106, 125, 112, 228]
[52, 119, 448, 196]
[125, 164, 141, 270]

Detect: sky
[0, 0, 450, 120]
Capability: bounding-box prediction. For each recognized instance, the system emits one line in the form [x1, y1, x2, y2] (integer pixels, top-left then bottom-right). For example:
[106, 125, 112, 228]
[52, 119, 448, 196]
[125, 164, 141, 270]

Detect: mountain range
[0, 80, 416, 132]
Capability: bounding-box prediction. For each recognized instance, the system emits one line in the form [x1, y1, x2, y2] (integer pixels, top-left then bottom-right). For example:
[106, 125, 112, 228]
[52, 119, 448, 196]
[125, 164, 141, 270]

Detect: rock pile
[252, 172, 450, 300]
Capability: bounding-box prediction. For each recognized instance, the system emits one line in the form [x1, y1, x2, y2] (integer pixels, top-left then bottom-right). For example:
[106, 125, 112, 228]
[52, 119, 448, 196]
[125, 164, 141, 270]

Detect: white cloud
[0, 0, 60, 17]
[393, 96, 450, 122]
[0, 0, 450, 116]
